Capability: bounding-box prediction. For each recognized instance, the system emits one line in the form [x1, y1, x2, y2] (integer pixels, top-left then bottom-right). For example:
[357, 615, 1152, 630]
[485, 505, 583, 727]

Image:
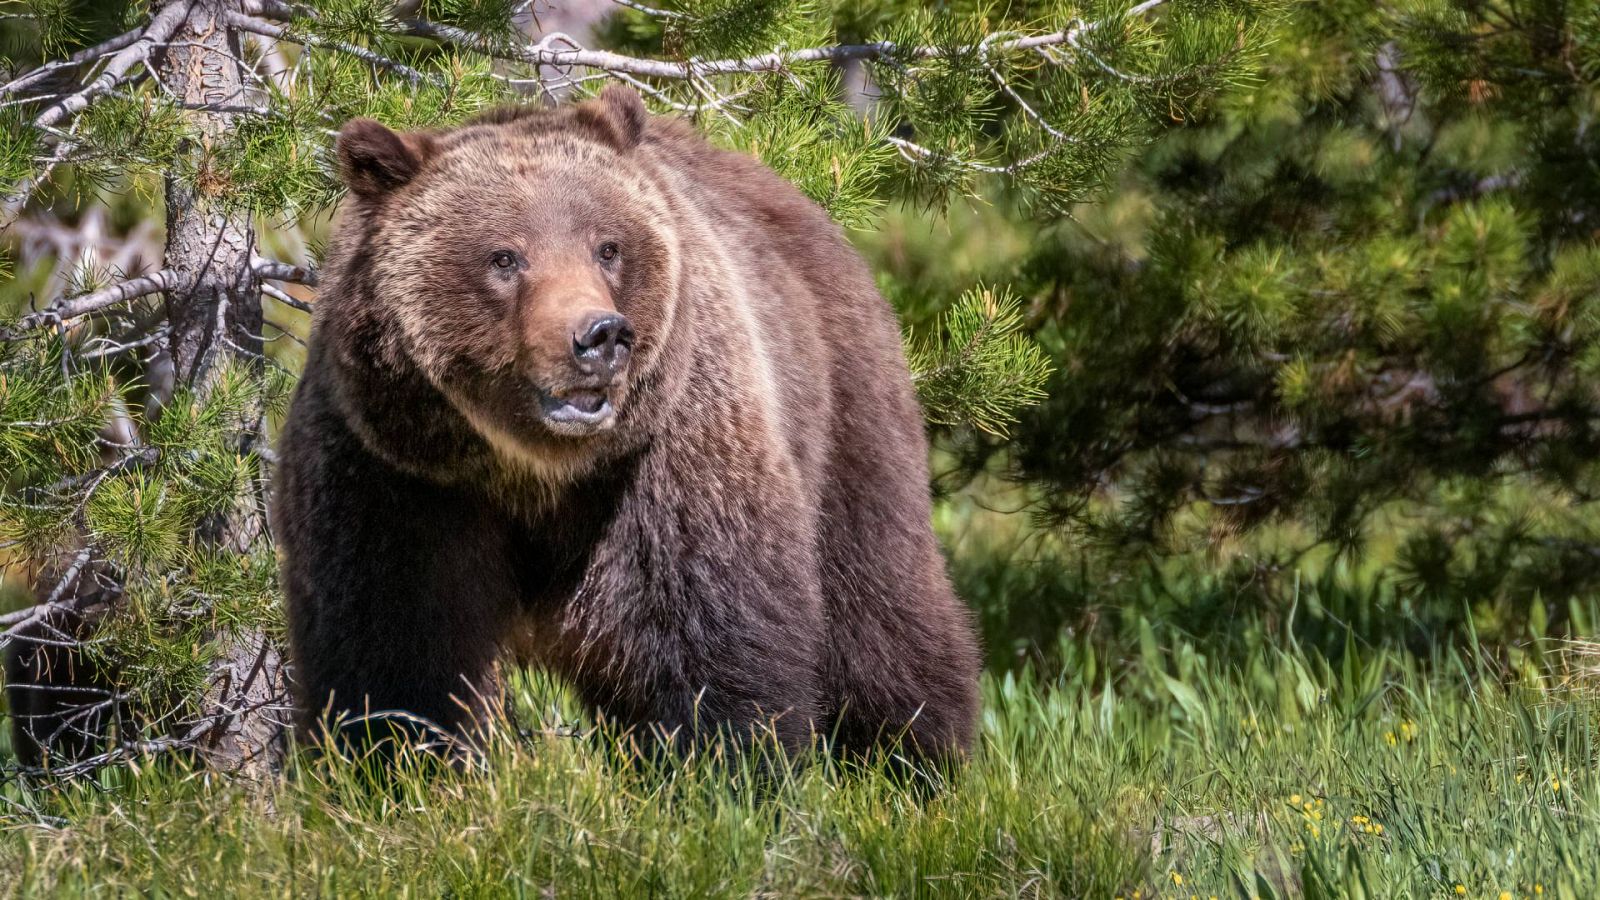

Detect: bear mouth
[539, 388, 615, 432]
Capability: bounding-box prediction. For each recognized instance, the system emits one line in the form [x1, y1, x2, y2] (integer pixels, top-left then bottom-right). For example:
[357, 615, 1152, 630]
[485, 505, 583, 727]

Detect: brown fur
[273, 86, 980, 761]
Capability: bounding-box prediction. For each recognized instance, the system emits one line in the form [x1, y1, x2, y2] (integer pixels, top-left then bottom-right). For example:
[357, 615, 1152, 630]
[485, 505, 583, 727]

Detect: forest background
[3, 1, 1600, 896]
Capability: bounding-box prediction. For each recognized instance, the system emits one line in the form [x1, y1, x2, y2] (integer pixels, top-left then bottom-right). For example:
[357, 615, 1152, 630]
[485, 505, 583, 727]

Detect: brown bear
[272, 86, 979, 763]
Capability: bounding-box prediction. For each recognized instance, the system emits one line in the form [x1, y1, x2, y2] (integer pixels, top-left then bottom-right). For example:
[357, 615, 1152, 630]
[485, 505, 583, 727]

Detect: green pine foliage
[700, 72, 895, 230]
[905, 285, 1053, 436]
[2, 342, 288, 719]
[912, 0, 1600, 646]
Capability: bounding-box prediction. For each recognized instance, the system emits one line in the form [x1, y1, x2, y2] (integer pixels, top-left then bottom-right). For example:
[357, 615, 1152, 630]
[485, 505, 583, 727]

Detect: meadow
[4, 599, 1598, 898]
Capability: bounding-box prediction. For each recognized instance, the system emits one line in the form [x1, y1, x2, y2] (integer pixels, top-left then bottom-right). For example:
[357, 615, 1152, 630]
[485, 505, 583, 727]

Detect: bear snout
[571, 311, 634, 379]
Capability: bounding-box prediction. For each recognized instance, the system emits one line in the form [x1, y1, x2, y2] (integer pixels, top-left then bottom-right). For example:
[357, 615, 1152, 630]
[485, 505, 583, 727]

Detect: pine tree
[944, 0, 1600, 649]
[0, 1, 1272, 774]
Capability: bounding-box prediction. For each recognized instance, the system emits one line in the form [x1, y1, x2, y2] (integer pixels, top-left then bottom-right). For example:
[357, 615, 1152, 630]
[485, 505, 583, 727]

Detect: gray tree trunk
[156, 0, 287, 779]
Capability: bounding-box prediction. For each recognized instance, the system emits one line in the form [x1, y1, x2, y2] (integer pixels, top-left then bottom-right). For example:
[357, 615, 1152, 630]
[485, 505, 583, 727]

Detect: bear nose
[571, 312, 634, 375]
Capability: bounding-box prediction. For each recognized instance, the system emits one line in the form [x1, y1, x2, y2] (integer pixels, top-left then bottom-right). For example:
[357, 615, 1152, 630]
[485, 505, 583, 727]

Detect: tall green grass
[7, 489, 1600, 896]
[4, 643, 1600, 898]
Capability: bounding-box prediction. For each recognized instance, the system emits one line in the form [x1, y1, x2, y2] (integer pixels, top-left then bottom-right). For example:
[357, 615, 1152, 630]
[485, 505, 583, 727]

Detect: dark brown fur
[273, 87, 979, 761]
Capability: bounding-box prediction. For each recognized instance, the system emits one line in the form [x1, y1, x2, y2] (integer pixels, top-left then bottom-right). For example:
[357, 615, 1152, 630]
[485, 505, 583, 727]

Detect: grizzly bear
[272, 86, 980, 763]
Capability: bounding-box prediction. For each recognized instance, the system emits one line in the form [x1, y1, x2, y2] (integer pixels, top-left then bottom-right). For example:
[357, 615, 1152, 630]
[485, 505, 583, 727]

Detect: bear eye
[490, 250, 518, 271]
[597, 242, 619, 263]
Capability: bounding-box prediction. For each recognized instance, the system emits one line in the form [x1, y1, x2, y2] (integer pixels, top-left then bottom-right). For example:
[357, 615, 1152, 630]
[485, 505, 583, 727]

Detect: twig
[77, 326, 171, 362]
[251, 256, 318, 287]
[609, 0, 685, 19]
[249, 0, 1169, 82]
[0, 26, 143, 97]
[223, 12, 439, 87]
[5, 269, 176, 335]
[259, 282, 311, 313]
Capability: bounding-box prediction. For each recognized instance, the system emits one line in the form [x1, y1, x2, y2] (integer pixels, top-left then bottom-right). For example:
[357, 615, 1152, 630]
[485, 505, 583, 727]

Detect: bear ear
[336, 118, 436, 200]
[576, 84, 648, 151]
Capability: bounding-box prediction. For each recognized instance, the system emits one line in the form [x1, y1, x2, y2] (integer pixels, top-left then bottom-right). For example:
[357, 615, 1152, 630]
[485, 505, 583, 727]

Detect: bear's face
[332, 88, 679, 469]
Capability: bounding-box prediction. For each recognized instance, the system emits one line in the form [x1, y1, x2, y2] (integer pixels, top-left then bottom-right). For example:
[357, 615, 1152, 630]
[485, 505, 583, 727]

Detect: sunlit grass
[4, 645, 1600, 897]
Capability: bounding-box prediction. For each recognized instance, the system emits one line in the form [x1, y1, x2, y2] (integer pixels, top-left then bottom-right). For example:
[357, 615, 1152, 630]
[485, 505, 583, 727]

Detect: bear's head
[326, 86, 682, 479]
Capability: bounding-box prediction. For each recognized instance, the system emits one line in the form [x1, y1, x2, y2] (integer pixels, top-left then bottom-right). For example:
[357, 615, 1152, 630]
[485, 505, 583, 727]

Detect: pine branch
[905, 286, 1053, 436]
[2, 3, 190, 230]
[251, 256, 317, 287]
[0, 26, 144, 97]
[223, 12, 439, 87]
[32, 2, 190, 129]
[248, 0, 1169, 81]
[4, 269, 177, 335]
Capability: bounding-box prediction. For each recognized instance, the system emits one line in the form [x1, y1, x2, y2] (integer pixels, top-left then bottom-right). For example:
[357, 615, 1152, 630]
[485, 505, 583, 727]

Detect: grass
[4, 640, 1600, 898]
[5, 488, 1599, 897]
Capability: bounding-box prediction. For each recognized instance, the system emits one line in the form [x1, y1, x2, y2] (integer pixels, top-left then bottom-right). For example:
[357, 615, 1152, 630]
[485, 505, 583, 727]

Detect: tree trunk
[162, 0, 262, 388]
[156, 0, 287, 779]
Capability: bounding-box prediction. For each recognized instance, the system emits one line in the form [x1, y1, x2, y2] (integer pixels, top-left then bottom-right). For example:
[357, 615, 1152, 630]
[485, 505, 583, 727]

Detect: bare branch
[251, 256, 318, 287]
[256, 0, 1168, 82]
[33, 2, 190, 130]
[0, 603, 64, 630]
[223, 12, 438, 86]
[259, 281, 311, 313]
[78, 326, 171, 362]
[886, 135, 1054, 175]
[0, 548, 95, 650]
[6, 269, 176, 334]
[609, 0, 686, 19]
[0, 26, 144, 97]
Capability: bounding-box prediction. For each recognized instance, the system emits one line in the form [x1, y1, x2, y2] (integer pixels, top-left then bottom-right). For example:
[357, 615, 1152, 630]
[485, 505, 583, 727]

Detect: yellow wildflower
[1290, 794, 1302, 806]
[1171, 873, 1183, 886]
[1552, 778, 1562, 792]
[1385, 731, 1397, 746]
[1499, 892, 1512, 900]
[1454, 886, 1466, 896]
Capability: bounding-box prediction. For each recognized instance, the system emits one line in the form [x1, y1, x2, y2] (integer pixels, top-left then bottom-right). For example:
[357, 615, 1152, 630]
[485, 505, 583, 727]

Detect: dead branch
[251, 256, 318, 287]
[5, 269, 176, 335]
[222, 12, 439, 86]
[259, 282, 311, 313]
[247, 0, 1168, 81]
[0, 26, 144, 97]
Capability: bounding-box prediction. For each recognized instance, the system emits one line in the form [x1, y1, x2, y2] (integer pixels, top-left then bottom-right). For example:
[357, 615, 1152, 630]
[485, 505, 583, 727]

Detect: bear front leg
[275, 411, 517, 759]
[551, 478, 829, 759]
